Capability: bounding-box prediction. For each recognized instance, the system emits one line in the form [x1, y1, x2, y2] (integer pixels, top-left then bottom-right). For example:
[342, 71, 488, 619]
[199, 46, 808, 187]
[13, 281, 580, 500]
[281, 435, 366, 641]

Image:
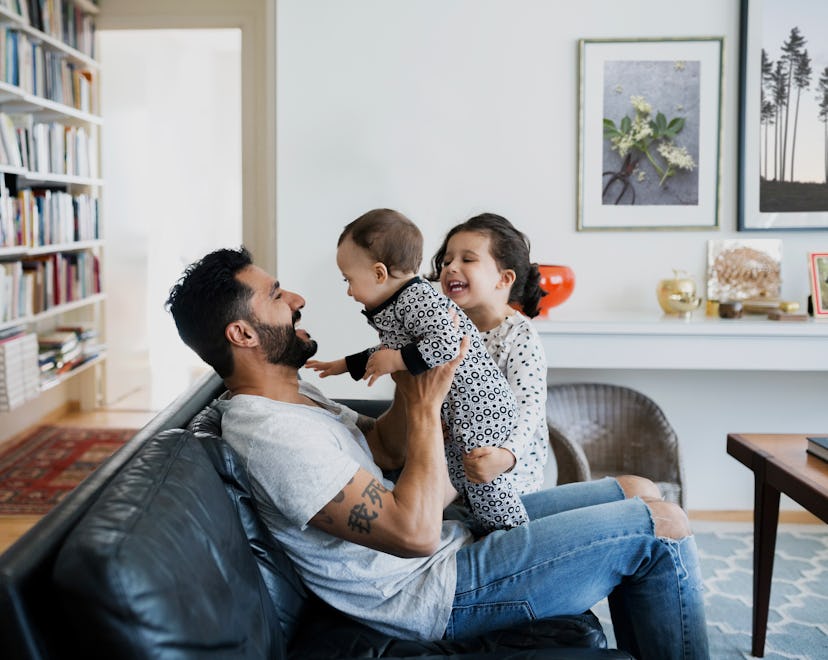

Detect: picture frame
[808, 252, 828, 318]
[577, 37, 724, 231]
[738, 0, 828, 230]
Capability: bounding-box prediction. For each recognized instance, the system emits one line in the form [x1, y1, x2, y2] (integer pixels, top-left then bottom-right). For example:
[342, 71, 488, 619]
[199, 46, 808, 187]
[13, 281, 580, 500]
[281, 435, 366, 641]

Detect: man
[166, 247, 709, 659]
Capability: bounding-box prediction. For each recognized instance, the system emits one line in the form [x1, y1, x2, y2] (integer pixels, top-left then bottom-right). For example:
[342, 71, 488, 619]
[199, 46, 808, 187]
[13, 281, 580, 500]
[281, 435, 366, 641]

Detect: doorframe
[97, 0, 276, 272]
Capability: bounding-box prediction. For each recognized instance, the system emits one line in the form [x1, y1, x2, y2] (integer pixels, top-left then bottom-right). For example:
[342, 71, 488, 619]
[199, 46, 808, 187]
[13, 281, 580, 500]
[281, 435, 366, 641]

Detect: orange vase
[537, 264, 575, 316]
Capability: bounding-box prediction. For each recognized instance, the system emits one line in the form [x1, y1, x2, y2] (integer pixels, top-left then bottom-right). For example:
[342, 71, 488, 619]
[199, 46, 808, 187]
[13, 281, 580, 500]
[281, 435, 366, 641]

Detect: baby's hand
[364, 349, 404, 386]
[463, 447, 516, 484]
[305, 358, 347, 378]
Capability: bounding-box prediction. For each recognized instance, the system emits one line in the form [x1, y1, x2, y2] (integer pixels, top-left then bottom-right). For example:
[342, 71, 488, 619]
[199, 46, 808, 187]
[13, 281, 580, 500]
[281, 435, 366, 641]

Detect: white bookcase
[0, 0, 103, 433]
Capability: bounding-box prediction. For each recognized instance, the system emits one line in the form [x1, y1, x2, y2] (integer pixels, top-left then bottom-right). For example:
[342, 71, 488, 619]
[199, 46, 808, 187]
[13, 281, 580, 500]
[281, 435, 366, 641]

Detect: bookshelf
[0, 0, 102, 424]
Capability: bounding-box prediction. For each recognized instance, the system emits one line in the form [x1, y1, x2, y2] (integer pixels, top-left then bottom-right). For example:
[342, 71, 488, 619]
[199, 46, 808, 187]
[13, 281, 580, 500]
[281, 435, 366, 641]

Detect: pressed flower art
[601, 60, 700, 206]
[578, 38, 723, 230]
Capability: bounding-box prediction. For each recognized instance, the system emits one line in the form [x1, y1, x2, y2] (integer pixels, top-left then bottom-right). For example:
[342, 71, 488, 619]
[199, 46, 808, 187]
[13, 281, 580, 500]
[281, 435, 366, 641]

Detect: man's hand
[463, 446, 516, 483]
[391, 336, 469, 408]
[364, 348, 405, 386]
[305, 358, 347, 378]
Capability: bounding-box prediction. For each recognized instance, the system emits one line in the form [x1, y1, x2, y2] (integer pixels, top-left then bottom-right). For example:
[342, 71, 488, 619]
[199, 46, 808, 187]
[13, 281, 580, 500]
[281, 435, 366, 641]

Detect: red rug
[0, 426, 136, 515]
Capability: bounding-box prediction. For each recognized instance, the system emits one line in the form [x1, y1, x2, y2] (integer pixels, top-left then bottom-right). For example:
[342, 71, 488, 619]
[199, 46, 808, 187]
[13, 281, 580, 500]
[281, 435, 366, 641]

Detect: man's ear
[225, 319, 258, 347]
[374, 262, 389, 284]
[498, 269, 517, 290]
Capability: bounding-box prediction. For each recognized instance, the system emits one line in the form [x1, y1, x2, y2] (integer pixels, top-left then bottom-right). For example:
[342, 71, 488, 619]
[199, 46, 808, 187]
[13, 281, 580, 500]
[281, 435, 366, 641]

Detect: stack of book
[56, 322, 101, 360]
[806, 436, 828, 463]
[37, 329, 80, 385]
[0, 325, 40, 411]
[38, 324, 101, 385]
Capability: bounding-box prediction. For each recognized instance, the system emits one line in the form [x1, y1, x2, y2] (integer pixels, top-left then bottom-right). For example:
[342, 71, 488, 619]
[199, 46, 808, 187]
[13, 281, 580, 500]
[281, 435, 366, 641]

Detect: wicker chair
[546, 383, 686, 507]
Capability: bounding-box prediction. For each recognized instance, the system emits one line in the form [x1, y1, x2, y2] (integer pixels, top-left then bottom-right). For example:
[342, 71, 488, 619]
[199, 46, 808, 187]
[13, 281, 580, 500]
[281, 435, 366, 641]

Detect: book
[806, 436, 828, 463]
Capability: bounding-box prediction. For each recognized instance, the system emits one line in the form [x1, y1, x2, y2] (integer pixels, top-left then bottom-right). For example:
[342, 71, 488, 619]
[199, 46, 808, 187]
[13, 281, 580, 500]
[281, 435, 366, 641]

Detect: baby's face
[336, 237, 386, 309]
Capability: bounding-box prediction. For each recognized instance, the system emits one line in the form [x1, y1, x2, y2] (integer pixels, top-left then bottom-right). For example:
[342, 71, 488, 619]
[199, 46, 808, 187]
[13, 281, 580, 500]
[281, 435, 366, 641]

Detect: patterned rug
[0, 426, 135, 515]
[593, 522, 828, 659]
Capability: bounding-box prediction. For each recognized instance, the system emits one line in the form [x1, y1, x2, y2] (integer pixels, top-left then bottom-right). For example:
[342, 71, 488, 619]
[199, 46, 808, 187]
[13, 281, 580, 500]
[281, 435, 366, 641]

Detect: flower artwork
[601, 61, 700, 206]
[578, 38, 723, 230]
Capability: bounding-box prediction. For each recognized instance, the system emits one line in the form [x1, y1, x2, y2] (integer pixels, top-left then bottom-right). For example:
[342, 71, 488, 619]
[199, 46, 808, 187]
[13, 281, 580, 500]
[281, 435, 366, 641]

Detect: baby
[307, 208, 529, 532]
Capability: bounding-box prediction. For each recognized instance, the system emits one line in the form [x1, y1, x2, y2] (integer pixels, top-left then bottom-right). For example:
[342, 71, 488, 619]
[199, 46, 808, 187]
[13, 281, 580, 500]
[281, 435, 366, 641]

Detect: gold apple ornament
[657, 270, 702, 318]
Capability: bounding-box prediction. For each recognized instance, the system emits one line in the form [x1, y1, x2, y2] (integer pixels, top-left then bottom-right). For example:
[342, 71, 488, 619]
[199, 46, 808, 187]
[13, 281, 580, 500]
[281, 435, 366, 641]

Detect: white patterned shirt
[481, 313, 550, 494]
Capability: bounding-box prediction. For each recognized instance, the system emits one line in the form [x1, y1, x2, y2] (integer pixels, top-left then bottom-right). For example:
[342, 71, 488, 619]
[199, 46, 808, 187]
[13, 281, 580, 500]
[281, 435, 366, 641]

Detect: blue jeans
[445, 478, 709, 660]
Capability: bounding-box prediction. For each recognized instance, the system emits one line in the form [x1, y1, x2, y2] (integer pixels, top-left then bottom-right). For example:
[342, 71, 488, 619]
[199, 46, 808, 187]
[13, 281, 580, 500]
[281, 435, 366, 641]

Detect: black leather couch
[0, 372, 633, 659]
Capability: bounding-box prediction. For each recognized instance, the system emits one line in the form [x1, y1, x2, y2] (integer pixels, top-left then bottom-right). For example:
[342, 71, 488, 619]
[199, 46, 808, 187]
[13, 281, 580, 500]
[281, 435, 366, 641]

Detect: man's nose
[283, 289, 305, 310]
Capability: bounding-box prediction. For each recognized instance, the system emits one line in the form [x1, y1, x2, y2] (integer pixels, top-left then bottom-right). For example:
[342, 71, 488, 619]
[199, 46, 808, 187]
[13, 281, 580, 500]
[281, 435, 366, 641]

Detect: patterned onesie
[345, 277, 529, 532]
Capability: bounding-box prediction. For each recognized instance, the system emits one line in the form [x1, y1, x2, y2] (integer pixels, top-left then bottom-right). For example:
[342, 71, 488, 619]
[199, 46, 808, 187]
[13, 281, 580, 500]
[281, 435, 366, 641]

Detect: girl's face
[439, 231, 510, 311]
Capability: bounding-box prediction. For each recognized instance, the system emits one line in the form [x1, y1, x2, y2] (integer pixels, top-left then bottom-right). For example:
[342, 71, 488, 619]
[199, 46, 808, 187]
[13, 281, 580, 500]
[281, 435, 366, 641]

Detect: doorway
[98, 29, 242, 410]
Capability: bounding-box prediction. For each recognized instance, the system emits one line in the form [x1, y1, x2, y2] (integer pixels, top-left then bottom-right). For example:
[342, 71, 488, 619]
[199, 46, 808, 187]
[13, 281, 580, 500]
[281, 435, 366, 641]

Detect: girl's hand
[463, 447, 516, 483]
[305, 358, 347, 378]
[364, 349, 405, 386]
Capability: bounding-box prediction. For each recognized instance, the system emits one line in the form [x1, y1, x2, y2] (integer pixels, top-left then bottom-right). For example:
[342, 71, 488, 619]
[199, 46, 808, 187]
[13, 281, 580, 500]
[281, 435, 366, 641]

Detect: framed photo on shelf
[808, 252, 828, 318]
[577, 37, 724, 231]
[738, 0, 828, 230]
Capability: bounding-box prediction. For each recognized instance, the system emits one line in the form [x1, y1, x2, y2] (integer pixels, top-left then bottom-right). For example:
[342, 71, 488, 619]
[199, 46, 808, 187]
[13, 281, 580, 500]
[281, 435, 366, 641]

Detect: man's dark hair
[338, 208, 423, 276]
[165, 247, 254, 378]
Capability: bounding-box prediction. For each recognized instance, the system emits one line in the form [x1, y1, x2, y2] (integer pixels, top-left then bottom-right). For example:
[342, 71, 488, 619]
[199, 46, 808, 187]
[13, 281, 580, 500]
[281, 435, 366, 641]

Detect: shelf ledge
[533, 311, 828, 371]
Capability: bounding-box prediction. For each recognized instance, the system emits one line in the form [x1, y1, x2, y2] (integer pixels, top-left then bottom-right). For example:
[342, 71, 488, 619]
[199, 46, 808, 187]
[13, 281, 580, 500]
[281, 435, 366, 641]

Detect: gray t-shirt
[216, 382, 472, 640]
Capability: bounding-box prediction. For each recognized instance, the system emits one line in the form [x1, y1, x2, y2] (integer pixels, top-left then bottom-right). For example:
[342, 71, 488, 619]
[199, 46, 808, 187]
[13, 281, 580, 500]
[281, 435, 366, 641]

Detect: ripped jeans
[445, 478, 709, 660]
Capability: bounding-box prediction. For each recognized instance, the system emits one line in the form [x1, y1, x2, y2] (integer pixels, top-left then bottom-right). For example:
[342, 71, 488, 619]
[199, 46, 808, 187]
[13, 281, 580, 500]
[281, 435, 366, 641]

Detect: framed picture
[577, 37, 724, 231]
[707, 239, 782, 301]
[808, 252, 828, 318]
[738, 0, 828, 230]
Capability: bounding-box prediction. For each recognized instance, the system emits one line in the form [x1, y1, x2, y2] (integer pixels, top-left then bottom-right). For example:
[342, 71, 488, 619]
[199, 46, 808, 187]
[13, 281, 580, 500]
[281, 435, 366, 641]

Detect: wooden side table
[726, 433, 828, 657]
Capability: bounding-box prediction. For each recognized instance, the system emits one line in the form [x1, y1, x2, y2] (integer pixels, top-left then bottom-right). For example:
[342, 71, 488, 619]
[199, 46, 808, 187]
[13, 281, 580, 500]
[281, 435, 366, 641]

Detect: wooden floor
[0, 406, 157, 554]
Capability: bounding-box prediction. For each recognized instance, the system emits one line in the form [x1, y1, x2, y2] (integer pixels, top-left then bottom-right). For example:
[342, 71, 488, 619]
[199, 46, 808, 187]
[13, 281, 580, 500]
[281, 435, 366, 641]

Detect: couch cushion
[52, 429, 282, 660]
[289, 601, 619, 659]
[188, 402, 311, 640]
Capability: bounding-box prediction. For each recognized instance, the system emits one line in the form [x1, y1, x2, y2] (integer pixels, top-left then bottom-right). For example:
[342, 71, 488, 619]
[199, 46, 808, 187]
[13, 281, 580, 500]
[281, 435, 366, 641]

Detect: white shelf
[0, 293, 105, 331]
[533, 311, 828, 371]
[0, 240, 102, 258]
[0, 1, 102, 419]
[17, 172, 103, 186]
[0, 80, 102, 124]
[40, 352, 105, 392]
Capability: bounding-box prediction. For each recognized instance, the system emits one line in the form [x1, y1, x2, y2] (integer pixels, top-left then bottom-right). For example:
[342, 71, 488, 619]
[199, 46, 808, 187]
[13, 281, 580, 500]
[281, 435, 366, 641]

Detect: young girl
[306, 208, 529, 532]
[430, 213, 552, 495]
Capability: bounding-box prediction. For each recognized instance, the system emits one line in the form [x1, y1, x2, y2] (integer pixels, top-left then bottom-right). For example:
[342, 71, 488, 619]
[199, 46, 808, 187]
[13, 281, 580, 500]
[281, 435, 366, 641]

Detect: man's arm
[308, 337, 468, 558]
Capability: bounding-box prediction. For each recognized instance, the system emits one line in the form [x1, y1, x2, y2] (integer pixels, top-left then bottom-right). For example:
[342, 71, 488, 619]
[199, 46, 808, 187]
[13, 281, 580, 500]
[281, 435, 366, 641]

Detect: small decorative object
[536, 265, 575, 315]
[718, 301, 744, 319]
[707, 239, 781, 302]
[577, 37, 724, 230]
[741, 299, 799, 314]
[656, 270, 702, 317]
[808, 252, 828, 319]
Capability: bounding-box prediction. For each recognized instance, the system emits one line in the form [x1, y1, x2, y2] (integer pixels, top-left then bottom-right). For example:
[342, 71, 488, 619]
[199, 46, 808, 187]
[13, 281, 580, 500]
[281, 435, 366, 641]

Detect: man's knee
[647, 499, 691, 539]
[616, 475, 662, 501]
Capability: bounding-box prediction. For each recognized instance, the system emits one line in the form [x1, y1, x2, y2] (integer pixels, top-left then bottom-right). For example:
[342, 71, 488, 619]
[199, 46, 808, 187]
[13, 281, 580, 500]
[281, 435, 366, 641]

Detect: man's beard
[252, 315, 317, 368]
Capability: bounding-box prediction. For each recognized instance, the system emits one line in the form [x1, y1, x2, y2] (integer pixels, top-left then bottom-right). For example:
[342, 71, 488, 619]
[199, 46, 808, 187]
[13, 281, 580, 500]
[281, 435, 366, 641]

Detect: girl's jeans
[445, 478, 710, 660]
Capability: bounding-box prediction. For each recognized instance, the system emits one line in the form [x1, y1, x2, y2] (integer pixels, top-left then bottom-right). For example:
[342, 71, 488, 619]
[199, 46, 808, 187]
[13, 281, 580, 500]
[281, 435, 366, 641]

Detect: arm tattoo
[361, 478, 388, 507]
[348, 503, 379, 534]
[347, 478, 389, 534]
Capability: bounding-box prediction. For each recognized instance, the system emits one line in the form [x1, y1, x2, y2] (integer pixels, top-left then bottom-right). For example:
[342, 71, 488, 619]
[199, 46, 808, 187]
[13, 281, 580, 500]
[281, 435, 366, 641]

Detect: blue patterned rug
[593, 522, 828, 659]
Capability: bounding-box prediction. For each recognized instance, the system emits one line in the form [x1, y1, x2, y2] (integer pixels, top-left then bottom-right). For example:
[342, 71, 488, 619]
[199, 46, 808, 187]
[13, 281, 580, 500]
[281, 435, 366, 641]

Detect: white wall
[274, 0, 826, 511]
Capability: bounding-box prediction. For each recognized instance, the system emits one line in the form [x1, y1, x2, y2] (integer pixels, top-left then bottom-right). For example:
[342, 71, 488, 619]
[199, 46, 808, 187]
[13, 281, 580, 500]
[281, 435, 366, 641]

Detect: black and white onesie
[345, 277, 529, 532]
